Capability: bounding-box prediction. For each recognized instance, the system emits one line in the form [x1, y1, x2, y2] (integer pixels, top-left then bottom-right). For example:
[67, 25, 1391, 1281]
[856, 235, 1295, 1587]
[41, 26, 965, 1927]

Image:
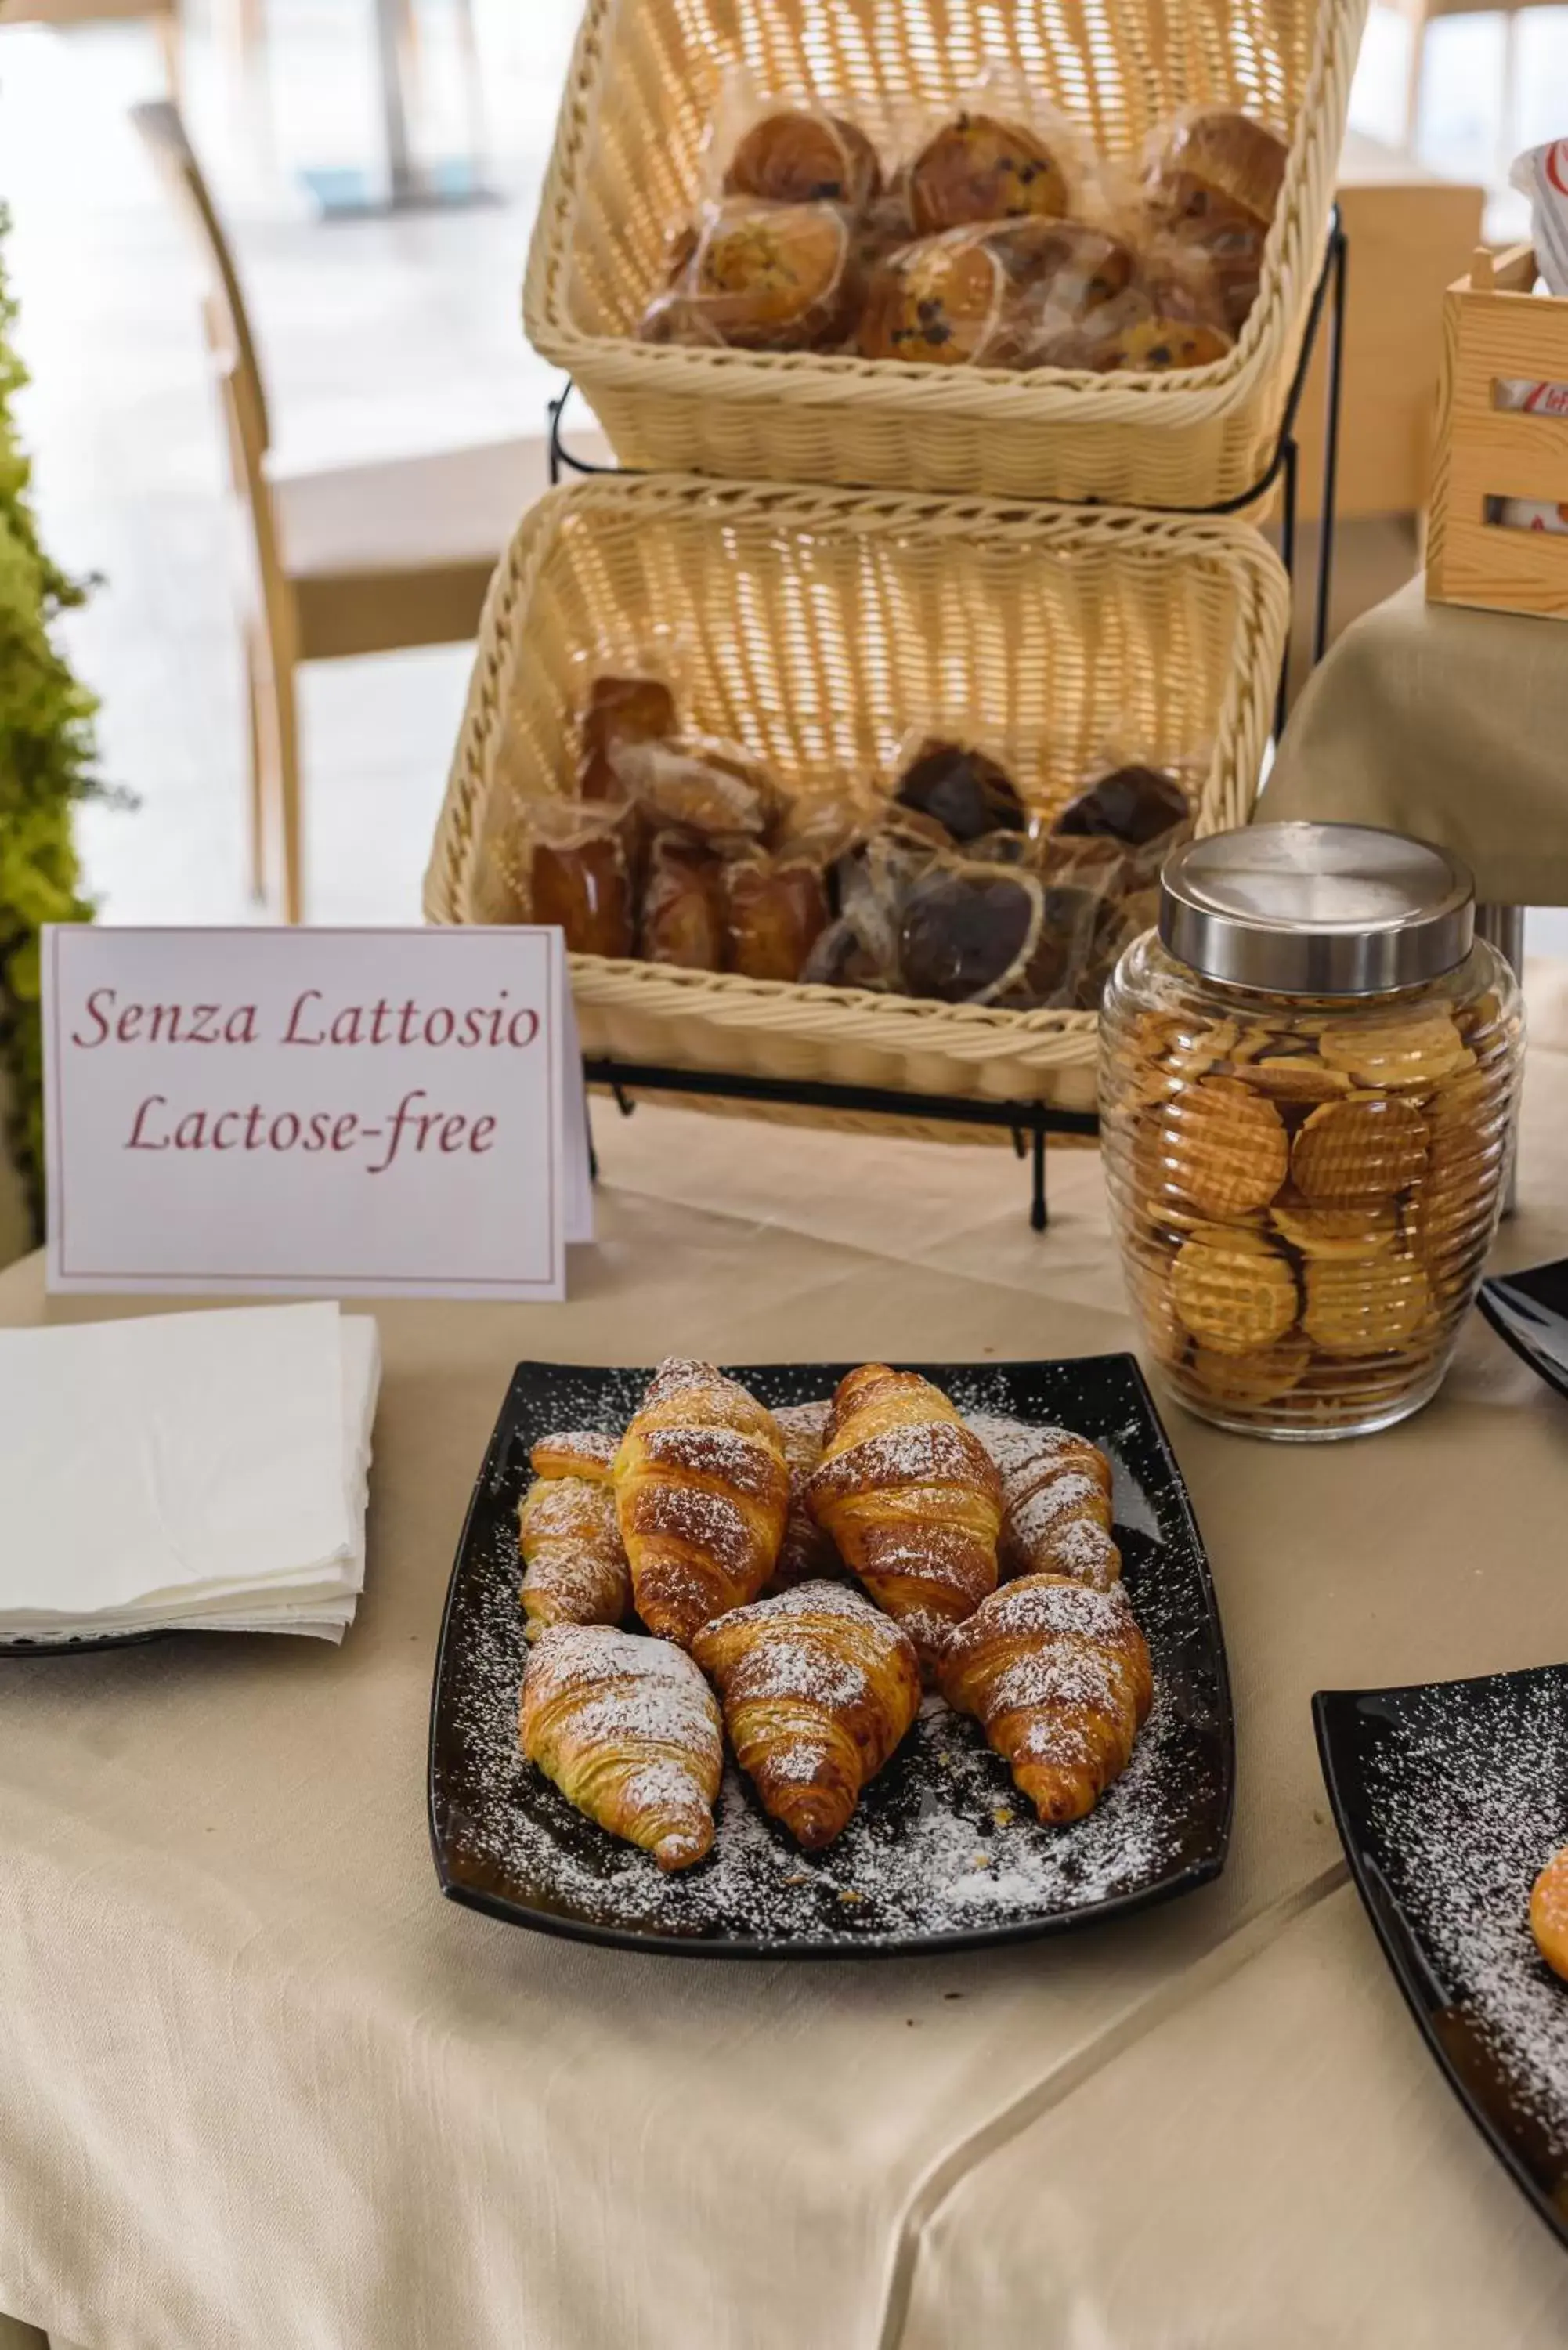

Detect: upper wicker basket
[523, 0, 1367, 509]
[425, 473, 1290, 1119]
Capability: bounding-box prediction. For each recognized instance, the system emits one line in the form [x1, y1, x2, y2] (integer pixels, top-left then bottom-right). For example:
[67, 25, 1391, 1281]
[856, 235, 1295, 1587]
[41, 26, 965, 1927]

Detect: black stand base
[584, 1059, 1097, 1231]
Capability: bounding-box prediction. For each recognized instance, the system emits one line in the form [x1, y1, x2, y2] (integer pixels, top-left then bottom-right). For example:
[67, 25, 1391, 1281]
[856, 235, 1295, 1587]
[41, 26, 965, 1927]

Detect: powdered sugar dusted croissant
[530, 1430, 618, 1484]
[520, 1623, 722, 1871]
[939, 1574, 1153, 1824]
[692, 1580, 920, 1849]
[767, 1398, 839, 1591]
[614, 1358, 790, 1647]
[518, 1473, 630, 1639]
[965, 1415, 1120, 1589]
[806, 1365, 1003, 1673]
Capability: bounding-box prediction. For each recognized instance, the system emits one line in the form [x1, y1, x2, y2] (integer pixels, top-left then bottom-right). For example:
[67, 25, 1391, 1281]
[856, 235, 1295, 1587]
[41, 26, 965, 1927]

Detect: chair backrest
[131, 99, 297, 671]
[130, 98, 270, 457]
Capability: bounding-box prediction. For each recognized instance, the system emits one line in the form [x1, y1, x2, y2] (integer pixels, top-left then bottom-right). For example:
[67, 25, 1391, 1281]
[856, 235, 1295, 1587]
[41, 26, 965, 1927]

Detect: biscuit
[1124, 1245, 1187, 1368]
[1171, 1230, 1298, 1355]
[1185, 1329, 1311, 1405]
[1241, 1057, 1354, 1105]
[1301, 1252, 1431, 1358]
[1317, 1011, 1471, 1091]
[1292, 1094, 1429, 1202]
[1270, 1195, 1398, 1259]
[1163, 1017, 1241, 1080]
[1161, 1077, 1289, 1219]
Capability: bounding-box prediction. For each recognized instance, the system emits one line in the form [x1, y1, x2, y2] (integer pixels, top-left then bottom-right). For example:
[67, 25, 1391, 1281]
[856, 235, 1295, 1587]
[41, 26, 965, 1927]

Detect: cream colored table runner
[2, 970, 1567, 2350]
[1268, 577, 1568, 906]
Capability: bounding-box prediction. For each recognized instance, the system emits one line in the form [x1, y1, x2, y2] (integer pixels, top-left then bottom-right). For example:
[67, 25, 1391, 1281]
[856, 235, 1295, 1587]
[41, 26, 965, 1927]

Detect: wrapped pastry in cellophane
[513, 662, 1205, 1017]
[895, 79, 1087, 235]
[1139, 106, 1290, 339]
[639, 196, 863, 351]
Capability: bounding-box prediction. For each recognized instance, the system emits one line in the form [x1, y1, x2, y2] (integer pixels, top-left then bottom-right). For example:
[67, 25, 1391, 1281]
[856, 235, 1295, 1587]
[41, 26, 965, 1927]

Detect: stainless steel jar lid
[1158, 822, 1476, 996]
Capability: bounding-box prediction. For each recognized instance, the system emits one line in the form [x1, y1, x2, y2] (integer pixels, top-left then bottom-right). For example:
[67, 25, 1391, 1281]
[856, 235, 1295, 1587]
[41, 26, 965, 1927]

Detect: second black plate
[1316, 1668, 1568, 2247]
[429, 1354, 1234, 1959]
[1479, 1258, 1568, 1405]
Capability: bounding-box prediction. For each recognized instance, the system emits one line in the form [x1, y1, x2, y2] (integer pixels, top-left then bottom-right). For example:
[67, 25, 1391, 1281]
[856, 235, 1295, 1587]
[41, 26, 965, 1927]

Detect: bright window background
[0, 2, 1563, 930]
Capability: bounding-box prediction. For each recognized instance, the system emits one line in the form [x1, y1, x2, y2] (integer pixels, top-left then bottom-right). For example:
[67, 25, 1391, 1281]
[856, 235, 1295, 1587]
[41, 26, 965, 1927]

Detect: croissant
[614, 1358, 790, 1646]
[530, 1430, 619, 1483]
[806, 1364, 1003, 1672]
[766, 1398, 840, 1591]
[692, 1582, 920, 1849]
[519, 1623, 723, 1871]
[964, 1415, 1121, 1588]
[939, 1574, 1153, 1824]
[519, 1473, 631, 1639]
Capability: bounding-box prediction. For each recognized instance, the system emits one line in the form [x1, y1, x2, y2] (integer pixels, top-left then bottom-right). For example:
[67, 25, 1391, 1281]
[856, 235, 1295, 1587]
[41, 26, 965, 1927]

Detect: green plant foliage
[0, 201, 100, 1234]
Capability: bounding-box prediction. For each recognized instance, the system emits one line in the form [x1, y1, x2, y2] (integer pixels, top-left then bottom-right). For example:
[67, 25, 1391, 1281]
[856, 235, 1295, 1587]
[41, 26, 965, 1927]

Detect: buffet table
[4, 974, 1568, 2350]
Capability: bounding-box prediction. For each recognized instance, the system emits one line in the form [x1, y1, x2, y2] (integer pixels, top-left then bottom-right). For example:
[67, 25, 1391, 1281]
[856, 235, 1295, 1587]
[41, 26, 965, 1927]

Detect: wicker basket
[523, 0, 1365, 509]
[425, 474, 1289, 1121]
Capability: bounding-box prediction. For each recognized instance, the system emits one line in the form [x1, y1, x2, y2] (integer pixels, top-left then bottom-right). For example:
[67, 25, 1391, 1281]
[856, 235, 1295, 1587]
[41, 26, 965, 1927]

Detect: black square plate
[1315, 1671, 1568, 2246]
[1479, 1260, 1568, 1405]
[428, 1356, 1234, 1959]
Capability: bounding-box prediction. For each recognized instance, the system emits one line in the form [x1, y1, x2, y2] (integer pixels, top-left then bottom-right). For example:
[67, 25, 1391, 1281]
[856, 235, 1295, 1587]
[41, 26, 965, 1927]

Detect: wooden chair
[132, 99, 584, 922]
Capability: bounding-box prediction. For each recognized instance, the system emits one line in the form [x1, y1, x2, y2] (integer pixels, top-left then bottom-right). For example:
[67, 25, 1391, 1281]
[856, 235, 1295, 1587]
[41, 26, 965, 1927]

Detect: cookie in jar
[1099, 823, 1523, 1438]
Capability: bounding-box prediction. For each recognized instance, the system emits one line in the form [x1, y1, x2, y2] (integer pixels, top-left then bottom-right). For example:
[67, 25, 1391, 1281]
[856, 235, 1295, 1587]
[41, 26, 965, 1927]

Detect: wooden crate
[1427, 243, 1568, 620]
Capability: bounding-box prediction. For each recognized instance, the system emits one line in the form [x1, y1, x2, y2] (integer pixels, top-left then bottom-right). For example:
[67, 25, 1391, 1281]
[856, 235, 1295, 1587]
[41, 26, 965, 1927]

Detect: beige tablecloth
[1267, 577, 1568, 905]
[3, 971, 1568, 2350]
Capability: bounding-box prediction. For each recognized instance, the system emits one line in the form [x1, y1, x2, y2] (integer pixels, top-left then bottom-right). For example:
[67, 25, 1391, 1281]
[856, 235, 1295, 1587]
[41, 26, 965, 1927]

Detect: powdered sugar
[1360, 1673, 1568, 2159]
[966, 1415, 1087, 1476]
[963, 1578, 1134, 1646]
[1035, 1520, 1121, 1589]
[814, 1419, 998, 1499]
[710, 1579, 890, 1634]
[773, 1399, 829, 1445]
[531, 1430, 619, 1476]
[640, 1423, 781, 1495]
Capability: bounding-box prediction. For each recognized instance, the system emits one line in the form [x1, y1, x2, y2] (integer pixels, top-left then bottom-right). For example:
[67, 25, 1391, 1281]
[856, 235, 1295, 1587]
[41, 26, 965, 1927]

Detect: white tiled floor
[0, 1, 1565, 934]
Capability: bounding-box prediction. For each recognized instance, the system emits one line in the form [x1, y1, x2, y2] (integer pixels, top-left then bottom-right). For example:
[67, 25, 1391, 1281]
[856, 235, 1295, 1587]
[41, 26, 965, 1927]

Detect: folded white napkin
[0, 1303, 381, 1645]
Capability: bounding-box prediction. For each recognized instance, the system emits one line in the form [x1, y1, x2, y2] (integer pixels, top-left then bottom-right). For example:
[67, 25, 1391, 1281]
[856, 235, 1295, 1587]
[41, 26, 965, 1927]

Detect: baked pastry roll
[723, 108, 882, 211]
[965, 1416, 1120, 1589]
[894, 739, 1026, 841]
[525, 801, 637, 958]
[519, 1473, 630, 1639]
[722, 854, 830, 984]
[638, 834, 728, 971]
[521, 1624, 722, 1871]
[1145, 108, 1289, 234]
[908, 111, 1071, 233]
[807, 1364, 1003, 1672]
[859, 227, 1007, 365]
[615, 1358, 790, 1646]
[767, 1398, 839, 1590]
[692, 1581, 920, 1850]
[611, 736, 776, 839]
[529, 1430, 618, 1483]
[580, 673, 676, 798]
[939, 1574, 1153, 1824]
[692, 197, 858, 350]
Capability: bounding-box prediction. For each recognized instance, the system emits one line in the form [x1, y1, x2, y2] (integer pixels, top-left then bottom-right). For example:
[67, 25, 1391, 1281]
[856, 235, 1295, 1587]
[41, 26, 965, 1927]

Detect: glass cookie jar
[1100, 822, 1523, 1440]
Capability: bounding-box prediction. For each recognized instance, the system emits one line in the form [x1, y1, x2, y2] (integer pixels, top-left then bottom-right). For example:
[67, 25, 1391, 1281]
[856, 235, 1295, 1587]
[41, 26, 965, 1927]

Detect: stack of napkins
[0, 1302, 381, 1644]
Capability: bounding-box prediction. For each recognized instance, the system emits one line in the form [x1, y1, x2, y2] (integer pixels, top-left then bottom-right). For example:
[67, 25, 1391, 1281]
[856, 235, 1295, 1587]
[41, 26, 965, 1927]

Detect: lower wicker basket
[425, 475, 1290, 1126]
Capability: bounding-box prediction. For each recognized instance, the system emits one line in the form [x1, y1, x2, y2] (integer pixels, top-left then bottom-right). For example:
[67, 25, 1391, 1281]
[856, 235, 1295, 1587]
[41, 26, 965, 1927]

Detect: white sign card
[43, 926, 592, 1300]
